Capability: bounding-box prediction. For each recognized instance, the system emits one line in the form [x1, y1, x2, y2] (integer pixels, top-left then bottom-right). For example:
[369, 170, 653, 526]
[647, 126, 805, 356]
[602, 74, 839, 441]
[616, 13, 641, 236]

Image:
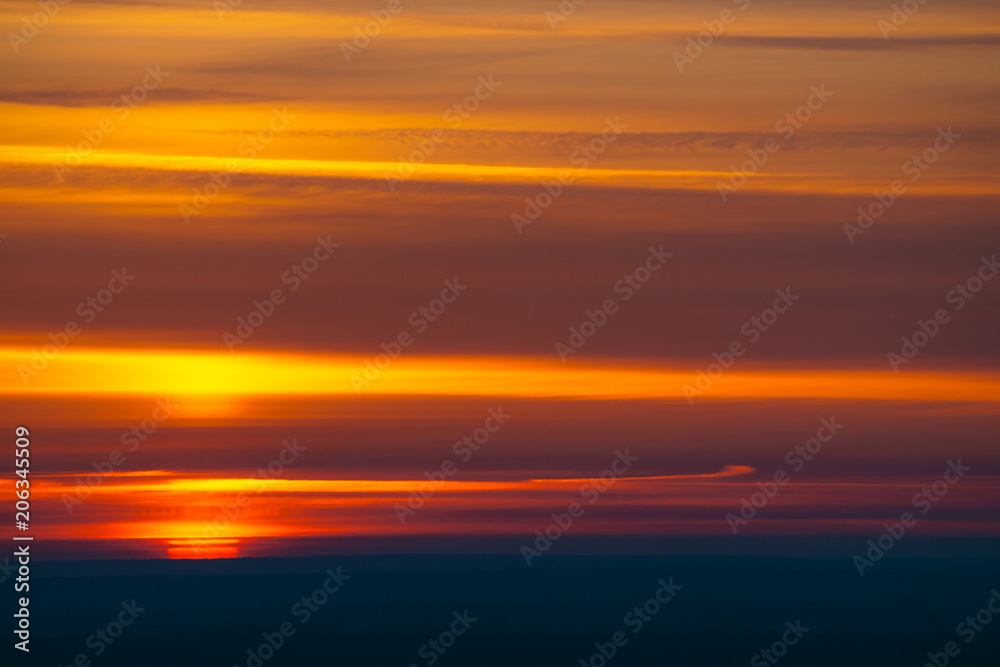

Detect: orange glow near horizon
[18, 468, 1000, 559]
[2, 347, 1000, 410]
[167, 539, 241, 560]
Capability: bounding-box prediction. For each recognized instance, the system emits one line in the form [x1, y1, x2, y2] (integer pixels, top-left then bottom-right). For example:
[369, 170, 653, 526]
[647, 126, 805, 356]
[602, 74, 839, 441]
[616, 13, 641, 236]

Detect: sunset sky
[2, 0, 998, 561]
